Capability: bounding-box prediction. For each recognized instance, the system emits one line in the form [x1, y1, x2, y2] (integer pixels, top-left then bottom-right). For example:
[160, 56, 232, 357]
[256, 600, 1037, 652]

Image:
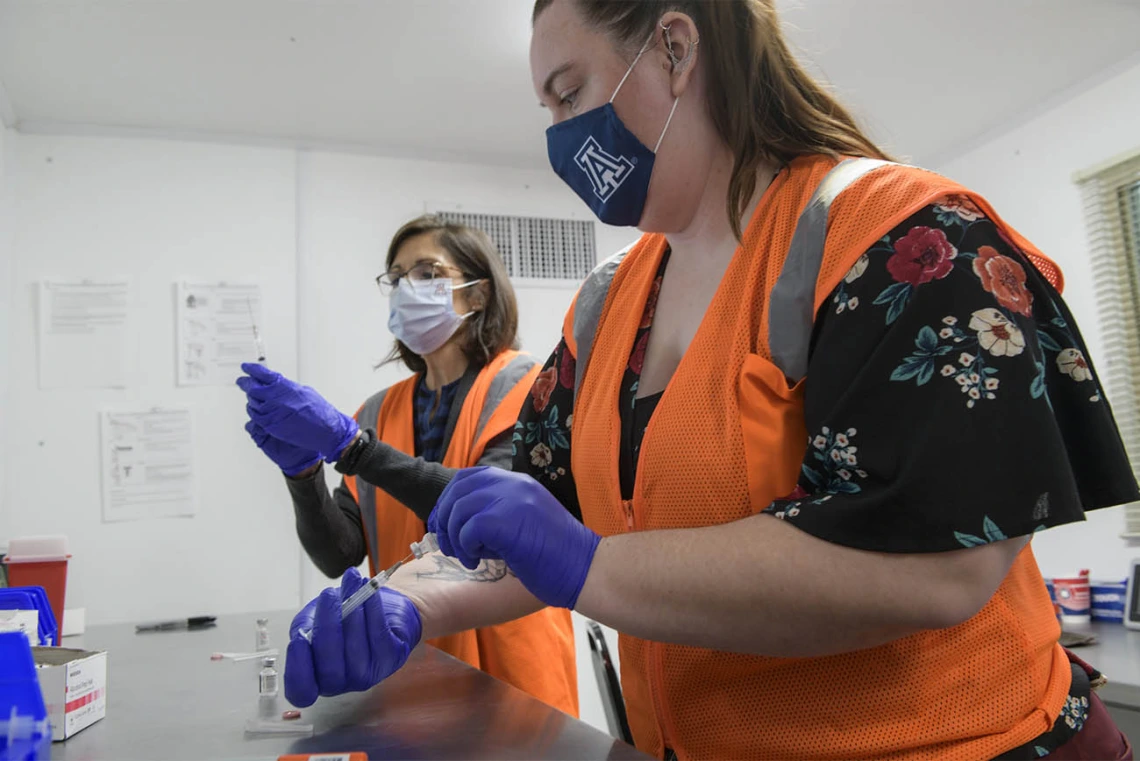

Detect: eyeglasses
[376, 261, 469, 297]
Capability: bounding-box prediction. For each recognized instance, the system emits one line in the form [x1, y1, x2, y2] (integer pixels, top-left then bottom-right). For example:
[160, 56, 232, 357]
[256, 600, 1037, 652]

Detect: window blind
[1076, 151, 1140, 535]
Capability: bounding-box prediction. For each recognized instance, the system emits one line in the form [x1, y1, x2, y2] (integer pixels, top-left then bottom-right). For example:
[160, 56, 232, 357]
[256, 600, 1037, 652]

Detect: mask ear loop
[452, 278, 487, 320]
[451, 279, 485, 292]
[653, 22, 699, 153]
[654, 99, 681, 154]
[609, 28, 659, 103]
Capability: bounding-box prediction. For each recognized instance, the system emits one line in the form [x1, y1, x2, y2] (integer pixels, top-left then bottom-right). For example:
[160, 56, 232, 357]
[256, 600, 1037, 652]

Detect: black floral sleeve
[763, 199, 1139, 553]
[511, 340, 583, 521]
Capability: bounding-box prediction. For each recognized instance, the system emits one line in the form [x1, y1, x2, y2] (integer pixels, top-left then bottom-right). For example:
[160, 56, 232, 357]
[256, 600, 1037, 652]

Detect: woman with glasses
[236, 214, 578, 717]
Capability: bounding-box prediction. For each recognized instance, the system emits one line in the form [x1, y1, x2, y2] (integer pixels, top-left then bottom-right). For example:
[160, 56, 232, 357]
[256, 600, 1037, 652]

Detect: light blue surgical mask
[388, 278, 482, 356]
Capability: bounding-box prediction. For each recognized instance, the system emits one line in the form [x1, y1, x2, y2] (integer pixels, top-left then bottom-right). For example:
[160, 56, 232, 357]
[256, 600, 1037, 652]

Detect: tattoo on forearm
[413, 554, 515, 583]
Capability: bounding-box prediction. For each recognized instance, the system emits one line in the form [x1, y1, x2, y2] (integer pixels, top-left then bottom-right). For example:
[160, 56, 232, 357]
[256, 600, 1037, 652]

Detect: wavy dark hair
[382, 215, 519, 374]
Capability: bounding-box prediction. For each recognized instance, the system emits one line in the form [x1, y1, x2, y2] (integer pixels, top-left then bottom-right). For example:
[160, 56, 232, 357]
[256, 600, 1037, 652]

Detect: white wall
[0, 127, 11, 544]
[5, 134, 303, 624]
[936, 60, 1140, 580]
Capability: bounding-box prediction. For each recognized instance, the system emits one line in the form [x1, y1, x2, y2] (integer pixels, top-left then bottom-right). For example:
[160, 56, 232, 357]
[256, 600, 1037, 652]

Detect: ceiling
[1, 0, 1138, 169]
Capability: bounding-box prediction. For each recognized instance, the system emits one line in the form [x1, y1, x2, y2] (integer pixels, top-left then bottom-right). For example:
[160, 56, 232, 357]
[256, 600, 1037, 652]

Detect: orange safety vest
[566, 156, 1069, 760]
[344, 350, 579, 717]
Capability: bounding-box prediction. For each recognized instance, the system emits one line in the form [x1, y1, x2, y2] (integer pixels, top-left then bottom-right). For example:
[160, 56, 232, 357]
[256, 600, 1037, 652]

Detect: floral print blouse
[513, 200, 1138, 550]
[512, 199, 1138, 757]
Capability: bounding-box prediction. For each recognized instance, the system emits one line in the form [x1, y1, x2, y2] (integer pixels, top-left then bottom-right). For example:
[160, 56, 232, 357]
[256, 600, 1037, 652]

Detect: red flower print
[783, 484, 810, 501]
[640, 277, 663, 329]
[629, 332, 649, 375]
[973, 245, 1033, 317]
[531, 367, 556, 413]
[558, 345, 576, 389]
[887, 226, 958, 285]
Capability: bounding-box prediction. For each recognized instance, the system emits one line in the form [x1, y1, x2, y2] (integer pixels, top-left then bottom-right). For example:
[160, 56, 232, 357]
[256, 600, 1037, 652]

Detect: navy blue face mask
[545, 29, 682, 228]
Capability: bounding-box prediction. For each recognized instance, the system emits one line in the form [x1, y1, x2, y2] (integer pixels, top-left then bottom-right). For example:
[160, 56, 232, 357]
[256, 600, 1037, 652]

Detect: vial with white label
[259, 656, 279, 698]
[257, 655, 279, 720]
[255, 618, 271, 651]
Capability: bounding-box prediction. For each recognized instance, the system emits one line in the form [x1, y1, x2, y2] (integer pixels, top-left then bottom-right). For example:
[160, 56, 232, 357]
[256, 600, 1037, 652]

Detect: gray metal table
[1067, 622, 1140, 741]
[52, 611, 650, 760]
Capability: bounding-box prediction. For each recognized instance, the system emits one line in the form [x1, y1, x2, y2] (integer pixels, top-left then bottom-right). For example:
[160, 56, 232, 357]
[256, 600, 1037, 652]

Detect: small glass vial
[259, 656, 279, 698]
[410, 532, 439, 559]
[255, 618, 271, 652]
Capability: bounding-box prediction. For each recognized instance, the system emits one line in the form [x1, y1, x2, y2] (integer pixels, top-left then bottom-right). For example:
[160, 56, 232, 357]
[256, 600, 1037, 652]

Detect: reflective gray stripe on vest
[354, 387, 389, 573]
[572, 242, 636, 397]
[473, 353, 539, 445]
[767, 158, 893, 383]
[568, 159, 892, 395]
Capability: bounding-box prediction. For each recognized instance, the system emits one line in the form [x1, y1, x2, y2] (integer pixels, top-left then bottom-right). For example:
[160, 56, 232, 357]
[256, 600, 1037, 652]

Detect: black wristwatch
[335, 429, 374, 475]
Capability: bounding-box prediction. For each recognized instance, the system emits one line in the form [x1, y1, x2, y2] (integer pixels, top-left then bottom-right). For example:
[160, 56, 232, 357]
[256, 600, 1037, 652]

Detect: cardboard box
[32, 646, 107, 741]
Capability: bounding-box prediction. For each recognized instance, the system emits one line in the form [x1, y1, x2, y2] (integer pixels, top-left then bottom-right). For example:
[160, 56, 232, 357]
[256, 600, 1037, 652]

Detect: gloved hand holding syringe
[298, 532, 439, 642]
[339, 532, 440, 618]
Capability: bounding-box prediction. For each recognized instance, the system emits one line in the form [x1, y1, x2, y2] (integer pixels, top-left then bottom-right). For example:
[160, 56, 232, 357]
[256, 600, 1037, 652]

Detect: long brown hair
[383, 215, 519, 374]
[533, 0, 893, 238]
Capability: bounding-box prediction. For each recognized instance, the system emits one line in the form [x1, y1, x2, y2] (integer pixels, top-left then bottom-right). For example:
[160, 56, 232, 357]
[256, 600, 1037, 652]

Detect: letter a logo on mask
[574, 136, 635, 202]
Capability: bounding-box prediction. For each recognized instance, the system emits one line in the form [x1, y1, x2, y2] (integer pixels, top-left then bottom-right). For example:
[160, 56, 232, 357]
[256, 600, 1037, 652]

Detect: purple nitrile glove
[429, 466, 602, 609]
[244, 420, 321, 476]
[236, 363, 359, 462]
[284, 568, 422, 708]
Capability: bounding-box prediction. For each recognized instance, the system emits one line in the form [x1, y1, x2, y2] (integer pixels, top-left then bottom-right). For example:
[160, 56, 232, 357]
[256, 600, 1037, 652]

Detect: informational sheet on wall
[100, 408, 196, 523]
[175, 281, 264, 386]
[38, 279, 132, 389]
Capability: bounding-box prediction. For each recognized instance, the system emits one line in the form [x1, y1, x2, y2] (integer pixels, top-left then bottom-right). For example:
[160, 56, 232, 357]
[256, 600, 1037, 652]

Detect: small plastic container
[0, 587, 58, 647]
[1053, 569, 1091, 624]
[3, 537, 70, 636]
[0, 631, 53, 758]
[1091, 579, 1128, 623]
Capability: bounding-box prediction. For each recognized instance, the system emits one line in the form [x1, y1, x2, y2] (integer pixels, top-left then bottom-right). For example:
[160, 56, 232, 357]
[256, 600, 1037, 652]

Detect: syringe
[338, 532, 439, 617]
[339, 555, 411, 619]
[246, 297, 267, 363]
[298, 533, 439, 642]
